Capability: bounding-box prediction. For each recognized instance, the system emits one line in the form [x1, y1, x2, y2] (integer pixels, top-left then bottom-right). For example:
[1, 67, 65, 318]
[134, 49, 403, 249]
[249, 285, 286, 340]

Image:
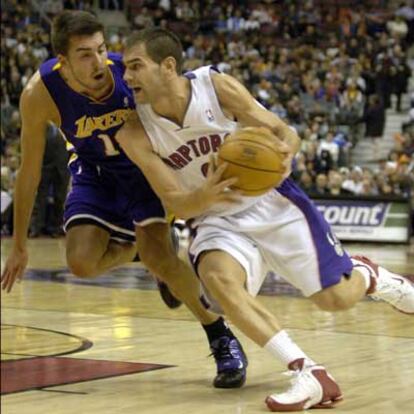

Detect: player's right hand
[1, 248, 28, 293]
[198, 156, 242, 208]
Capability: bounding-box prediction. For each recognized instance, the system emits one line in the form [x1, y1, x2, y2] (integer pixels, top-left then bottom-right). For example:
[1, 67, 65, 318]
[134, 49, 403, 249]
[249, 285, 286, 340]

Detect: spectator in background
[186, 35, 207, 61]
[4, 153, 19, 186]
[379, 181, 395, 195]
[99, 0, 120, 11]
[309, 173, 329, 196]
[175, 1, 197, 22]
[396, 158, 413, 197]
[315, 149, 333, 175]
[390, 56, 411, 112]
[302, 24, 319, 47]
[387, 14, 409, 40]
[359, 94, 386, 158]
[374, 61, 393, 110]
[339, 80, 364, 146]
[1, 165, 13, 235]
[269, 98, 287, 119]
[383, 151, 414, 197]
[108, 31, 126, 53]
[3, 110, 21, 150]
[1, 92, 15, 133]
[317, 131, 340, 167]
[43, 0, 64, 16]
[7, 68, 24, 107]
[396, 1, 414, 44]
[227, 9, 246, 33]
[255, 79, 273, 106]
[159, 0, 171, 13]
[360, 58, 376, 96]
[298, 170, 314, 193]
[133, 7, 154, 29]
[30, 123, 70, 237]
[360, 178, 378, 195]
[342, 166, 364, 194]
[328, 171, 352, 195]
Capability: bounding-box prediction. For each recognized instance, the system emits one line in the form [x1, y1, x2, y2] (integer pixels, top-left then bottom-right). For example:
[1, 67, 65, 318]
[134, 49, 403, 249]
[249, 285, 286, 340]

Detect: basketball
[217, 127, 289, 196]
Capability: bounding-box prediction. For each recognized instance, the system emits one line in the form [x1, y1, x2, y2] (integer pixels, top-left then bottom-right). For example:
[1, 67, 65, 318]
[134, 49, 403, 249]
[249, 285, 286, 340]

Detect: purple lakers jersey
[39, 52, 136, 173]
[39, 52, 165, 231]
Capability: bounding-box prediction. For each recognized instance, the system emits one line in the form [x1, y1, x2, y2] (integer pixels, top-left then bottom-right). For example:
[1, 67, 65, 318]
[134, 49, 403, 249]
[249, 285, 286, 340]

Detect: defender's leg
[66, 224, 136, 277]
[136, 222, 248, 388]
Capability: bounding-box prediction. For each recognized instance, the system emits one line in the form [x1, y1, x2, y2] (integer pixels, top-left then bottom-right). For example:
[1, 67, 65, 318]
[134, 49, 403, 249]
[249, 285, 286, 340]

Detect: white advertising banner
[313, 198, 410, 242]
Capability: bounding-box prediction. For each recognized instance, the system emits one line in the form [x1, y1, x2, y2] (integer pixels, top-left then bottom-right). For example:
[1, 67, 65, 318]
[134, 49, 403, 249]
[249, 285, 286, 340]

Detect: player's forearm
[237, 109, 300, 155]
[12, 168, 41, 250]
[163, 189, 208, 220]
[136, 156, 210, 220]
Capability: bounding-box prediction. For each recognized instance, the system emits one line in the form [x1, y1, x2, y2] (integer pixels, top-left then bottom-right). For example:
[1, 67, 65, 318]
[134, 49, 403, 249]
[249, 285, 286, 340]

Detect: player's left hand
[195, 155, 242, 212]
[1, 247, 28, 293]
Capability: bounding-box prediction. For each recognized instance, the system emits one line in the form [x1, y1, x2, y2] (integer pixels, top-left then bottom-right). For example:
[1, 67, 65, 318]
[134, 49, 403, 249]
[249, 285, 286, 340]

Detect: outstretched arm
[116, 113, 239, 220]
[1, 72, 59, 292]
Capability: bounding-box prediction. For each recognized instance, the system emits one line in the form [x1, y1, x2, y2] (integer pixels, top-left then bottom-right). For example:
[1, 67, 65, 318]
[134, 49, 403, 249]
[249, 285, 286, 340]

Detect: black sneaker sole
[214, 369, 247, 388]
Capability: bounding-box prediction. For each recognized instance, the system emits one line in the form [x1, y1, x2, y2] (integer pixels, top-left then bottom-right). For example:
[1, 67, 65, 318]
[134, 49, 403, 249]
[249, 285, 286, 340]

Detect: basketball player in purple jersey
[115, 28, 414, 411]
[0, 11, 248, 389]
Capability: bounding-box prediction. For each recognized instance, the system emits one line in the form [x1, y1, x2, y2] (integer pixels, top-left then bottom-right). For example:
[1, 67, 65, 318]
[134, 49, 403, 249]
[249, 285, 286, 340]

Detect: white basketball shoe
[352, 255, 414, 314]
[265, 358, 343, 412]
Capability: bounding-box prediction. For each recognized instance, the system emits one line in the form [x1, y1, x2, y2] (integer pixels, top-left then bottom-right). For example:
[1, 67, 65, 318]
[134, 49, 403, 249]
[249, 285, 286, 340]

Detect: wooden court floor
[1, 238, 413, 414]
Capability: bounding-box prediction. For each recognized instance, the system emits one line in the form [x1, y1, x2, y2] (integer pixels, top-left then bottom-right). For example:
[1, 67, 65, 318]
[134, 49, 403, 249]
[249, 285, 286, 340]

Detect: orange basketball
[217, 127, 288, 196]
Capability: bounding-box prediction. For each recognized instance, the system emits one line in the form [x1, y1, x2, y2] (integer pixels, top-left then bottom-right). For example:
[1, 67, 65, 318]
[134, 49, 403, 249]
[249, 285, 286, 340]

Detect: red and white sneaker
[265, 358, 343, 412]
[352, 255, 414, 314]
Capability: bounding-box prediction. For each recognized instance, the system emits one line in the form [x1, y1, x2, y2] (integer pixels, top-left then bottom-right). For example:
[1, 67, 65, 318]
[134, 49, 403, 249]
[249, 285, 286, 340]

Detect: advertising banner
[313, 197, 410, 242]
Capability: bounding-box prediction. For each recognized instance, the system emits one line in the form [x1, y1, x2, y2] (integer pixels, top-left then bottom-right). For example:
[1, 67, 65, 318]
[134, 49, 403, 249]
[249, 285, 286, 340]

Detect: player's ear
[56, 53, 67, 67]
[161, 56, 177, 78]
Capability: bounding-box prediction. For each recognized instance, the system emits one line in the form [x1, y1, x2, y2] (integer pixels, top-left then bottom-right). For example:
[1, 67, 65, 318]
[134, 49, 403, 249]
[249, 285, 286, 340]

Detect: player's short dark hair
[125, 28, 183, 73]
[51, 10, 104, 56]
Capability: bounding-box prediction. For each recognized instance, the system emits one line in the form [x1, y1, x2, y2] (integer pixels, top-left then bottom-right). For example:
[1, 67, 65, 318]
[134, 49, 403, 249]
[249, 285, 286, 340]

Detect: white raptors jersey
[136, 66, 267, 217]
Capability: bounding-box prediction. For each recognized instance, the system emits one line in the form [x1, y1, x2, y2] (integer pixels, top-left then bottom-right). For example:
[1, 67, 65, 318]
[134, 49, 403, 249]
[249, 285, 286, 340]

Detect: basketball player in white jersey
[116, 28, 414, 411]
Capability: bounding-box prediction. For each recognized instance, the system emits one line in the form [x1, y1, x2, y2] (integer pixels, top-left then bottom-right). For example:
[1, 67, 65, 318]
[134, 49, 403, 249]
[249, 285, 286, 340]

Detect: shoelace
[279, 365, 318, 398]
[209, 339, 233, 360]
[282, 365, 322, 396]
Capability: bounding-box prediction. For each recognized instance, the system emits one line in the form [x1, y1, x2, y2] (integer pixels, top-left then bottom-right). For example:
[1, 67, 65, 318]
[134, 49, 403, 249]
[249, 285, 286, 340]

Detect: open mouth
[132, 87, 142, 94]
[93, 73, 104, 80]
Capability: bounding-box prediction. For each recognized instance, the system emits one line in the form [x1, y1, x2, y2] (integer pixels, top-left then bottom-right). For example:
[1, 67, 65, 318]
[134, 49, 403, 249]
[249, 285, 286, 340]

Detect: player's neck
[151, 77, 190, 127]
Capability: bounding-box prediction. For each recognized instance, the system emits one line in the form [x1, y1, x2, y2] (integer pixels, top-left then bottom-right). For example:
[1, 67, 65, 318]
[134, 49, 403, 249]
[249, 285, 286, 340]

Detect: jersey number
[98, 134, 120, 156]
[201, 162, 210, 177]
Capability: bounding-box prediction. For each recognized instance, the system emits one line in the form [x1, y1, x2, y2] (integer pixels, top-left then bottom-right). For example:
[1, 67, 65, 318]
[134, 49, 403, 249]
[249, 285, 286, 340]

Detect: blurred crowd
[124, 0, 414, 199]
[1, 0, 413, 236]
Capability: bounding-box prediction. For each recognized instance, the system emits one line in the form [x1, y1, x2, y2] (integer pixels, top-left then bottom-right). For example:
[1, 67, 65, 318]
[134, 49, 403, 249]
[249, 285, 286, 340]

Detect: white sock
[264, 330, 314, 367]
[351, 259, 373, 292]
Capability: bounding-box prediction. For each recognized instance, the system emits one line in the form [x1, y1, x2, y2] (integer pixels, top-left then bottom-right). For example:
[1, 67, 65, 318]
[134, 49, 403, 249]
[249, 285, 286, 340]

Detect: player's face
[61, 32, 110, 91]
[123, 44, 165, 104]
